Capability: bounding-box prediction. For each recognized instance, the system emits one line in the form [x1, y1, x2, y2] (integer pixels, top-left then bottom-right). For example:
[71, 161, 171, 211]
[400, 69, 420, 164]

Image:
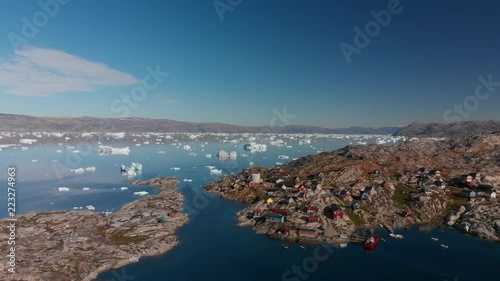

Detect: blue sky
[0, 0, 499, 127]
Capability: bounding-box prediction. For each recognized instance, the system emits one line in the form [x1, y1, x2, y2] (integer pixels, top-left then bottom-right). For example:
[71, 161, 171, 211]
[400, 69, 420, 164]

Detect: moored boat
[364, 235, 380, 251]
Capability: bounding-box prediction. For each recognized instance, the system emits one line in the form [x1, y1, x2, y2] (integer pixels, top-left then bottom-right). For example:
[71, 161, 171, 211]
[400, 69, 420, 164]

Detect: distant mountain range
[0, 113, 399, 134]
[1, 113, 497, 137]
[393, 120, 500, 138]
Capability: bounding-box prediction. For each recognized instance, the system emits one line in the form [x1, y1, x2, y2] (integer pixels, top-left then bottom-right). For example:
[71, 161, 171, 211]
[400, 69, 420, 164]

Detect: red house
[308, 214, 320, 223]
[331, 204, 344, 220]
[298, 228, 317, 238]
[299, 186, 306, 193]
[306, 203, 317, 212]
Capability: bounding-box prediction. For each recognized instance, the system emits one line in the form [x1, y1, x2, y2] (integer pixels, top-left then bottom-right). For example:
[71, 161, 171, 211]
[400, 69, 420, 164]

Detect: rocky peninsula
[205, 133, 500, 243]
[0, 177, 188, 281]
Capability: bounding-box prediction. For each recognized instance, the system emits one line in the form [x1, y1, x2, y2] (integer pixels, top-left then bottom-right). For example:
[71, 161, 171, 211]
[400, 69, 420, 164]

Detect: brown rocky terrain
[205, 133, 500, 243]
[0, 177, 188, 281]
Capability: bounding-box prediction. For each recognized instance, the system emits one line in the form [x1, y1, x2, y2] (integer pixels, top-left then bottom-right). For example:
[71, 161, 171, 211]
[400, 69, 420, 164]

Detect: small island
[0, 177, 188, 281]
[205, 133, 500, 244]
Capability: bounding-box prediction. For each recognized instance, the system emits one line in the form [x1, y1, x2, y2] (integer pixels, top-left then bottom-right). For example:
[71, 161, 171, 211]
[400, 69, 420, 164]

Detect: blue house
[352, 202, 361, 210]
[264, 213, 285, 223]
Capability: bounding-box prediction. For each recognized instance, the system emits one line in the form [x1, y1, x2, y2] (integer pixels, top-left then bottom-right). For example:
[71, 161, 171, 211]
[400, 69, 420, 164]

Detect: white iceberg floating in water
[85, 166, 96, 172]
[98, 145, 130, 156]
[243, 142, 267, 153]
[71, 168, 85, 174]
[121, 162, 142, 178]
[31, 159, 38, 163]
[183, 178, 193, 182]
[21, 147, 29, 150]
[217, 150, 237, 160]
[299, 139, 311, 145]
[86, 205, 95, 210]
[209, 168, 222, 175]
[56, 150, 63, 153]
[20, 139, 37, 144]
[120, 187, 128, 190]
[170, 167, 180, 171]
[73, 150, 80, 153]
[205, 154, 212, 158]
[82, 187, 90, 191]
[157, 150, 166, 154]
[278, 155, 289, 160]
[134, 191, 149, 196]
[57, 187, 70, 191]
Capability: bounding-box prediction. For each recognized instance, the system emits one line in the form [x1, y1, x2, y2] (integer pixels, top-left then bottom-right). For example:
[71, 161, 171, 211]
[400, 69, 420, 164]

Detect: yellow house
[267, 198, 274, 205]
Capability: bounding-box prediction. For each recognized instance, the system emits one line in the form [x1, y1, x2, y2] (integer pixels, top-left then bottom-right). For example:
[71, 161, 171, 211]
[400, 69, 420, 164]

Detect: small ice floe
[240, 154, 249, 158]
[210, 169, 222, 175]
[121, 162, 143, 178]
[143, 141, 150, 144]
[189, 152, 197, 157]
[217, 150, 237, 160]
[157, 150, 166, 154]
[205, 154, 212, 158]
[440, 244, 449, 249]
[243, 142, 267, 153]
[170, 167, 180, 171]
[57, 187, 70, 191]
[73, 207, 82, 210]
[183, 178, 193, 182]
[389, 233, 404, 239]
[249, 162, 254, 166]
[135, 144, 142, 146]
[56, 150, 63, 153]
[134, 191, 149, 196]
[98, 145, 130, 156]
[431, 237, 439, 241]
[206, 165, 216, 169]
[275, 162, 283, 165]
[51, 160, 59, 162]
[286, 145, 293, 148]
[73, 150, 80, 153]
[120, 187, 128, 190]
[278, 155, 289, 160]
[85, 166, 96, 172]
[31, 159, 38, 163]
[86, 205, 95, 210]
[183, 145, 191, 151]
[299, 139, 311, 145]
[82, 187, 90, 191]
[21, 147, 29, 150]
[71, 168, 85, 174]
[19, 138, 37, 144]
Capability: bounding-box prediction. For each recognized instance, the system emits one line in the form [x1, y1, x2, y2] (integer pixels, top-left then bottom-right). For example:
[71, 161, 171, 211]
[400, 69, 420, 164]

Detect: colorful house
[298, 228, 317, 238]
[308, 214, 320, 223]
[331, 204, 344, 220]
[264, 213, 285, 223]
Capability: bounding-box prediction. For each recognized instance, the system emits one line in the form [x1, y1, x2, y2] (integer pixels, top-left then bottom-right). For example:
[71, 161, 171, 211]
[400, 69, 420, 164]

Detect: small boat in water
[364, 235, 380, 251]
[282, 244, 288, 249]
[440, 244, 449, 249]
[299, 245, 306, 249]
[389, 233, 404, 239]
[431, 237, 439, 241]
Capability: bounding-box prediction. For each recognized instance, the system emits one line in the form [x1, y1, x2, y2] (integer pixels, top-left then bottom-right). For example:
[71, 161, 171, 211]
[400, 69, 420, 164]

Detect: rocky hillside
[0, 178, 188, 281]
[393, 120, 499, 138]
[205, 133, 500, 243]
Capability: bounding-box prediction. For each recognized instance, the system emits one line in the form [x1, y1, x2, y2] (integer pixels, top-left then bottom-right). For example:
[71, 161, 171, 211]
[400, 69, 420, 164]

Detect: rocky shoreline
[205, 133, 500, 244]
[0, 177, 188, 281]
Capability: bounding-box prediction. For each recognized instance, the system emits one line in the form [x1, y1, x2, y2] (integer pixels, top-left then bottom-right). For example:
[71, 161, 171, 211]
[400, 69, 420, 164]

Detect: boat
[389, 233, 404, 239]
[282, 244, 288, 249]
[440, 244, 449, 249]
[439, 230, 445, 233]
[431, 237, 439, 241]
[299, 245, 306, 249]
[364, 235, 380, 251]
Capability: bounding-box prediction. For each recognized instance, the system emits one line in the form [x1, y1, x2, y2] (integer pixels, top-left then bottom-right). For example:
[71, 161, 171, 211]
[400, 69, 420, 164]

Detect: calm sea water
[0, 137, 497, 281]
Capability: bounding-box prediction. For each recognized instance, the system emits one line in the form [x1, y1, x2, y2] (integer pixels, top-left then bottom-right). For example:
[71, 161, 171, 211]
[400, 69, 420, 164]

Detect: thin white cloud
[0, 46, 140, 96]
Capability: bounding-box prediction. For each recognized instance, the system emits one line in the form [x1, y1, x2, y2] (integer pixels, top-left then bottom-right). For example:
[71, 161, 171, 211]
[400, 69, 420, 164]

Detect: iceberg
[57, 187, 70, 191]
[134, 191, 149, 196]
[120, 162, 142, 178]
[31, 159, 38, 163]
[19, 139, 37, 144]
[278, 155, 290, 160]
[243, 142, 267, 153]
[73, 150, 80, 153]
[183, 178, 193, 182]
[85, 166, 96, 172]
[86, 205, 95, 210]
[217, 150, 237, 160]
[82, 187, 90, 191]
[56, 150, 63, 153]
[299, 139, 311, 145]
[71, 168, 85, 174]
[120, 187, 128, 190]
[205, 154, 212, 158]
[98, 145, 130, 156]
[209, 168, 222, 175]
[170, 167, 181, 171]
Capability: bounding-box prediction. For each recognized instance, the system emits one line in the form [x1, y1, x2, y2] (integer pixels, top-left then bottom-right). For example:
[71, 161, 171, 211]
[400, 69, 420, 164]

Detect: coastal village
[205, 133, 500, 244]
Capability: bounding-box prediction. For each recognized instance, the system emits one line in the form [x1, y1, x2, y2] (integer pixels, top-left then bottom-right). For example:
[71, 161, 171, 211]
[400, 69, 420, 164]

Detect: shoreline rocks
[0, 177, 188, 281]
